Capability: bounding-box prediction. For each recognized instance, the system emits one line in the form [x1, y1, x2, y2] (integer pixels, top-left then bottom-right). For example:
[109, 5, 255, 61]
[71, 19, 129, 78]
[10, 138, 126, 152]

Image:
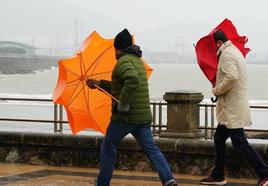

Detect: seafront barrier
[0, 55, 61, 74]
[0, 91, 267, 179]
[1, 131, 267, 178]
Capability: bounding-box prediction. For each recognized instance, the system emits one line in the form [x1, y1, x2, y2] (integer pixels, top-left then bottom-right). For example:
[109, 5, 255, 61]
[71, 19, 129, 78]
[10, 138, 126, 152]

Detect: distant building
[0, 41, 37, 55]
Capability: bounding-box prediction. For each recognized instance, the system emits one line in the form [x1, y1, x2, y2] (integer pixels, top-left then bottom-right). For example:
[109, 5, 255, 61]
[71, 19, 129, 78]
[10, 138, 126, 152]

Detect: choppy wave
[0, 93, 53, 106]
[33, 66, 58, 73]
[0, 93, 52, 99]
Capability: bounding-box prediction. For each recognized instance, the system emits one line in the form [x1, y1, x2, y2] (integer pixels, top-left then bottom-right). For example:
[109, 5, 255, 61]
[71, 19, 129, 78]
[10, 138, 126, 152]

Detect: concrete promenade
[0, 163, 257, 186]
[0, 91, 267, 185]
[1, 131, 267, 179]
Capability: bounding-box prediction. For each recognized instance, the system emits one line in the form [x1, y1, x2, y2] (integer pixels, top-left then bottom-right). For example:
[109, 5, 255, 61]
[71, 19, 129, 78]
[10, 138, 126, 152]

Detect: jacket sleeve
[99, 80, 111, 94]
[116, 60, 140, 105]
[215, 56, 238, 95]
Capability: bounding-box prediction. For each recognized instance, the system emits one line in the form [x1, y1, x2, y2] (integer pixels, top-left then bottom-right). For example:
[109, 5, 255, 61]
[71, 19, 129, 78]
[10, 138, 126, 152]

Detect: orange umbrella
[53, 31, 153, 135]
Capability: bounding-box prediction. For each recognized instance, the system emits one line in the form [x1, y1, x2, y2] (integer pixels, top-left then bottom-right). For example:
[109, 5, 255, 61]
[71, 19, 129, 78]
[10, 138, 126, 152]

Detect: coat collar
[216, 40, 232, 56]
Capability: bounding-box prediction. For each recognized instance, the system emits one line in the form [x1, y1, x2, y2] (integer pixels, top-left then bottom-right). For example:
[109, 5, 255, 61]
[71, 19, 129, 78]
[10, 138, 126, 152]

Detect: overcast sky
[0, 0, 268, 54]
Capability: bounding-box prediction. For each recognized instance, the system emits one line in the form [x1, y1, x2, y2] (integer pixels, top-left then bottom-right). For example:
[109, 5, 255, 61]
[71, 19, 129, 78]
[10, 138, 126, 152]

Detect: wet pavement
[0, 163, 257, 186]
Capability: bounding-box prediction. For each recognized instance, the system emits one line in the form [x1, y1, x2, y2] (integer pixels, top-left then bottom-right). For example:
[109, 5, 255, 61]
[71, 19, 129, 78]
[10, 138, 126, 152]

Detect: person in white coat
[200, 30, 268, 186]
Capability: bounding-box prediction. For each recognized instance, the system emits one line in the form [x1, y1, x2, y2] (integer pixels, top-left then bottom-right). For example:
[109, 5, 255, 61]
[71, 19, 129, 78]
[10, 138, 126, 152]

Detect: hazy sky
[1, 0, 268, 54]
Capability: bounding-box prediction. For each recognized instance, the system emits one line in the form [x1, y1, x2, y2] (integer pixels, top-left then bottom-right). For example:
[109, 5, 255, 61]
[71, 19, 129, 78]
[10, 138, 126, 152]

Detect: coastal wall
[0, 131, 267, 178]
[0, 56, 62, 74]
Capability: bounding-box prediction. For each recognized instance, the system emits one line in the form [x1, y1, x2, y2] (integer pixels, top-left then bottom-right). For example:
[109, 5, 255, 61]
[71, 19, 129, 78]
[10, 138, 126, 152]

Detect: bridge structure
[0, 41, 37, 55]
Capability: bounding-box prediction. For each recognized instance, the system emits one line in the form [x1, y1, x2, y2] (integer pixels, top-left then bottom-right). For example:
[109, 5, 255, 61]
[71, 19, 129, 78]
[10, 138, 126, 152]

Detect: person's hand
[117, 101, 130, 113]
[86, 79, 100, 89]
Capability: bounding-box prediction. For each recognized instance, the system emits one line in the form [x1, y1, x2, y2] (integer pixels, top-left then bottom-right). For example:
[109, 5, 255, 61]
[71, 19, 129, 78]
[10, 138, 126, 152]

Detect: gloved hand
[117, 101, 130, 113]
[86, 79, 100, 89]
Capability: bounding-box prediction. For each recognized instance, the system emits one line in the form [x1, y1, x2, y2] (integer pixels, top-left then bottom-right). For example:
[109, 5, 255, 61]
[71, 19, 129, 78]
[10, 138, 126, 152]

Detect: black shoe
[200, 176, 227, 185]
[166, 180, 178, 186]
[257, 176, 268, 186]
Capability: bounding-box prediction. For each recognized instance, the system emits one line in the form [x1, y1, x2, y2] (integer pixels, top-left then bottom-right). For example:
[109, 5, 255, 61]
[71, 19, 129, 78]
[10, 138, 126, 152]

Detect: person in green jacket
[87, 29, 178, 186]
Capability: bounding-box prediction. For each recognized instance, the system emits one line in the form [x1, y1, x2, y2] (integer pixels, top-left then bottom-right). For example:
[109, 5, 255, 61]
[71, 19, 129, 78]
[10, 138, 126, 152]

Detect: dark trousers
[212, 124, 268, 179]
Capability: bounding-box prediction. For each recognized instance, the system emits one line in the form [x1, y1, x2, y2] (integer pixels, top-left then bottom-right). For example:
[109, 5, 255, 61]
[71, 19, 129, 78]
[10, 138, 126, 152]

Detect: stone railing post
[160, 90, 204, 138]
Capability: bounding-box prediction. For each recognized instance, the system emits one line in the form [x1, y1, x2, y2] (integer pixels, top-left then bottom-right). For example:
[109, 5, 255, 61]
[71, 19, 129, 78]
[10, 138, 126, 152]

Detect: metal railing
[0, 97, 166, 135]
[1, 97, 268, 139]
[0, 97, 67, 133]
[199, 103, 268, 139]
[150, 101, 167, 136]
[199, 103, 216, 139]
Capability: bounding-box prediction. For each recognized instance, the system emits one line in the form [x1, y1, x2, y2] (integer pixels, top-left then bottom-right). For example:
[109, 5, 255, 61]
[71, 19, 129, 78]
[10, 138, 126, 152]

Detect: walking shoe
[166, 180, 178, 186]
[200, 176, 227, 185]
[258, 176, 268, 186]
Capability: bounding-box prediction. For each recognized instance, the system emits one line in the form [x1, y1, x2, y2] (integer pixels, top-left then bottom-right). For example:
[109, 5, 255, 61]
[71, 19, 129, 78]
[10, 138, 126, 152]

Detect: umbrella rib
[87, 83, 90, 110]
[65, 66, 80, 78]
[79, 53, 83, 76]
[90, 55, 102, 76]
[67, 80, 82, 108]
[81, 80, 90, 111]
[66, 80, 81, 87]
[86, 71, 113, 79]
[66, 45, 114, 113]
[80, 53, 87, 76]
[68, 82, 88, 109]
[84, 45, 113, 76]
[66, 78, 80, 86]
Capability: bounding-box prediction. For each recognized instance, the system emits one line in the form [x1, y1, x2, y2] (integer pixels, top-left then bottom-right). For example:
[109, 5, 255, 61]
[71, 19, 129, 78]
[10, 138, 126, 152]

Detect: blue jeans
[212, 124, 268, 179]
[96, 120, 175, 186]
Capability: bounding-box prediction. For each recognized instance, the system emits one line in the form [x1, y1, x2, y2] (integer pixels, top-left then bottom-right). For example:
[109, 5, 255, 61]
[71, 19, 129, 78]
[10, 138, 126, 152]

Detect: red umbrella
[195, 18, 250, 101]
[195, 35, 218, 87]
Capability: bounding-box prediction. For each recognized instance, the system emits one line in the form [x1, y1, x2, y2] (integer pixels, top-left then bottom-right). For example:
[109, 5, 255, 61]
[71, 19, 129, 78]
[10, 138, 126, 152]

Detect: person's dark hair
[213, 30, 228, 43]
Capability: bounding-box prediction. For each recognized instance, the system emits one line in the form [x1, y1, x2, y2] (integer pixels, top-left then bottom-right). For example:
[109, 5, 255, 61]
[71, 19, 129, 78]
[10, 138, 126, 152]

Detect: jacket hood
[116, 45, 142, 59]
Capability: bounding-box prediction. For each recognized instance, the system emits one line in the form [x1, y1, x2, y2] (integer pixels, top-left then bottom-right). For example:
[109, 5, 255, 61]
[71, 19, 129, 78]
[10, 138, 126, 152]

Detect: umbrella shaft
[95, 85, 119, 102]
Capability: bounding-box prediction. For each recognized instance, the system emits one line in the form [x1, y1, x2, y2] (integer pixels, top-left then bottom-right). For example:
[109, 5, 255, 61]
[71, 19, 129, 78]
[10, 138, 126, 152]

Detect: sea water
[0, 64, 267, 133]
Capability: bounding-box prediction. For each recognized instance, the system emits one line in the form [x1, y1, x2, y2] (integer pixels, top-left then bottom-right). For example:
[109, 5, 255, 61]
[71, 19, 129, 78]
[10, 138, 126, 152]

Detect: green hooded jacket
[99, 45, 152, 124]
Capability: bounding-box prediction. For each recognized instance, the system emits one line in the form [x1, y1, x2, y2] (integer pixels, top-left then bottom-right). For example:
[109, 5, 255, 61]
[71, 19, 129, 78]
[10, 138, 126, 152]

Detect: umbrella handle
[94, 84, 119, 103]
[211, 96, 218, 103]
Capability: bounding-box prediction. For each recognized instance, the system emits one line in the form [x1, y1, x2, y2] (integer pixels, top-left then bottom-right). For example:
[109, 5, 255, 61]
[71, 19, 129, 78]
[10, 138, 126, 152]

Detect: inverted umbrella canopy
[195, 18, 250, 87]
[53, 31, 153, 135]
[195, 35, 218, 87]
